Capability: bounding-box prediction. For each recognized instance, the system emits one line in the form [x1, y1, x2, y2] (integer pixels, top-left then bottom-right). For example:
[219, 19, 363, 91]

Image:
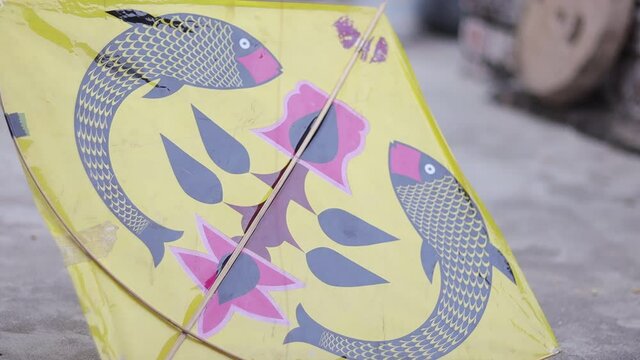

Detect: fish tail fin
[284, 305, 325, 346]
[138, 222, 183, 266]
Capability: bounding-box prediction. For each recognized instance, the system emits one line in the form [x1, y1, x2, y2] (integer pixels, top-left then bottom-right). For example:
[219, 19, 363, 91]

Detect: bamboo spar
[163, 1, 389, 358]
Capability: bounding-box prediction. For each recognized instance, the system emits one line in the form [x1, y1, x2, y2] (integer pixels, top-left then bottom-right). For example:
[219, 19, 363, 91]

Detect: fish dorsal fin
[107, 9, 192, 33]
[107, 9, 158, 26]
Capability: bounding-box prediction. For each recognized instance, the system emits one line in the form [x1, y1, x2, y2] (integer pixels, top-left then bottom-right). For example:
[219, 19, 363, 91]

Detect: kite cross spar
[162, 1, 389, 359]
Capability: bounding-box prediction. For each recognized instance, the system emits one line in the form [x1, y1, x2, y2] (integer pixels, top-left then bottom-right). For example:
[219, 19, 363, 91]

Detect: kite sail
[0, 0, 558, 359]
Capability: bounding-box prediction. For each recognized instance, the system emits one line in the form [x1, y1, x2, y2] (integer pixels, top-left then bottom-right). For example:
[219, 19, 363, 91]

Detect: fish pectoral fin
[488, 243, 517, 284]
[421, 242, 439, 283]
[144, 78, 184, 99]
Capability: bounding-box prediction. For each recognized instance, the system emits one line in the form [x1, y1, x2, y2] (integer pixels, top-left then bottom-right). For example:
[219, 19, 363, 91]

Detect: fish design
[284, 142, 516, 359]
[74, 9, 282, 265]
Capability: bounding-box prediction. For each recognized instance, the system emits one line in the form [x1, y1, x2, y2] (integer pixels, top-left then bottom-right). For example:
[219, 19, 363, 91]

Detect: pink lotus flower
[171, 216, 302, 337]
[254, 82, 369, 194]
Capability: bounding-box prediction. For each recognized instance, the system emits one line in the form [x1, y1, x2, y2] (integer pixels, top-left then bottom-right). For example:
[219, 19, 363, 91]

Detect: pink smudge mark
[254, 82, 369, 194]
[171, 216, 302, 338]
[390, 142, 422, 181]
[371, 37, 388, 63]
[334, 16, 388, 64]
[334, 16, 361, 49]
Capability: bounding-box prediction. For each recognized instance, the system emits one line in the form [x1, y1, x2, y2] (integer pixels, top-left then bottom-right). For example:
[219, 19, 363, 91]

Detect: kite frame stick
[0, 100, 241, 360]
[164, 0, 389, 358]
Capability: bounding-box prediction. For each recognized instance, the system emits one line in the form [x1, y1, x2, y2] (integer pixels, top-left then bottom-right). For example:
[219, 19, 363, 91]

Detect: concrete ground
[1, 9, 640, 360]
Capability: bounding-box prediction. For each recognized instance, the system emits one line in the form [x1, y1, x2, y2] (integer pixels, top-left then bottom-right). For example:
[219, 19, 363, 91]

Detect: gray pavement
[1, 23, 640, 360]
[0, 119, 97, 357]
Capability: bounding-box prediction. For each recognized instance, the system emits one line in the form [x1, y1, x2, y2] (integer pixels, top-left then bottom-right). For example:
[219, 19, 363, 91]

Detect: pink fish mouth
[238, 46, 282, 85]
[389, 142, 422, 182]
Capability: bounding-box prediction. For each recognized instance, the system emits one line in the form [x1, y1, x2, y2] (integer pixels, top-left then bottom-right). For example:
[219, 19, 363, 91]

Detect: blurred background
[1, 0, 639, 359]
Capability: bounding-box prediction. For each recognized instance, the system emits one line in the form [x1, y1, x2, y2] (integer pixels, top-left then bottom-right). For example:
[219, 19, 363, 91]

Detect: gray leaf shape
[161, 134, 223, 204]
[193, 105, 250, 174]
[289, 106, 339, 164]
[307, 247, 387, 287]
[217, 253, 260, 304]
[319, 208, 397, 246]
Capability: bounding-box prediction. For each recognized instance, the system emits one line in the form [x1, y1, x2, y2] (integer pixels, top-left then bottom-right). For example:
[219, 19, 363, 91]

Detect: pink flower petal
[252, 255, 300, 289]
[197, 217, 237, 261]
[200, 296, 233, 337]
[172, 217, 305, 337]
[170, 248, 218, 291]
[234, 289, 286, 322]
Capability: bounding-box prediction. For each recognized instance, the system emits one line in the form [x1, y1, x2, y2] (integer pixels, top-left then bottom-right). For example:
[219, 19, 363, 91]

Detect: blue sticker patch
[6, 113, 28, 138]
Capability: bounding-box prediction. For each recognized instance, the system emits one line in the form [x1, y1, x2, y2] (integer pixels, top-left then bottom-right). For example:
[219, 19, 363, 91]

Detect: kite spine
[162, 1, 390, 358]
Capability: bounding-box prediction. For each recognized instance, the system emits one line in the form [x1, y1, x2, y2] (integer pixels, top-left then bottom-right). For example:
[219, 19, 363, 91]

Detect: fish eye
[239, 38, 251, 50]
[424, 164, 436, 175]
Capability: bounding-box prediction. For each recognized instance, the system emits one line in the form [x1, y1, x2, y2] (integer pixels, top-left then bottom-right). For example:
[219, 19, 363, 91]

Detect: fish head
[230, 25, 282, 87]
[389, 142, 449, 187]
[157, 14, 282, 89]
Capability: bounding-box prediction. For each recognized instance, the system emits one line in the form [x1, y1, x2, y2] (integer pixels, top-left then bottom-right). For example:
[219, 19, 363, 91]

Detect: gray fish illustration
[285, 142, 516, 359]
[74, 9, 282, 265]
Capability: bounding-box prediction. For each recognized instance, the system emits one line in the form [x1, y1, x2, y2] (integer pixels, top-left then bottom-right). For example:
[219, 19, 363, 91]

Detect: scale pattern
[75, 15, 243, 239]
[312, 175, 493, 359]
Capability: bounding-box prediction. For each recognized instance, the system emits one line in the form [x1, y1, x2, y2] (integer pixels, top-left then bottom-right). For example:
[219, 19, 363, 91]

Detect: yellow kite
[0, 1, 558, 359]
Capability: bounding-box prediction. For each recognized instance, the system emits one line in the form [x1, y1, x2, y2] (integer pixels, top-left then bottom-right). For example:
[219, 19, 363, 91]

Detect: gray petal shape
[307, 247, 388, 287]
[161, 134, 223, 204]
[217, 253, 260, 304]
[193, 105, 250, 174]
[289, 106, 339, 164]
[319, 208, 397, 246]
